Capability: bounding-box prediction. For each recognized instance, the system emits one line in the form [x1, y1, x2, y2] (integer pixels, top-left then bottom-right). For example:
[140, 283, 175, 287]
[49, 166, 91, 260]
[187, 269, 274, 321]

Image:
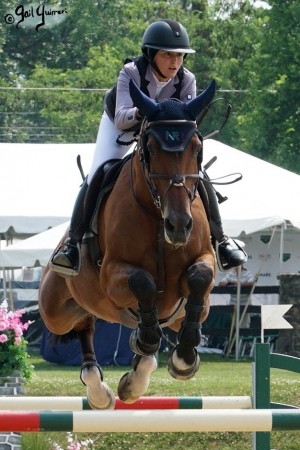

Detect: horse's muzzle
[164, 213, 193, 246]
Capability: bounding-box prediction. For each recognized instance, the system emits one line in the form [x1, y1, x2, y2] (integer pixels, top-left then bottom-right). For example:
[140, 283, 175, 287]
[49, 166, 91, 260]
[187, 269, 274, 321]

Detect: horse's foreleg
[128, 268, 162, 356]
[77, 316, 115, 409]
[167, 261, 213, 380]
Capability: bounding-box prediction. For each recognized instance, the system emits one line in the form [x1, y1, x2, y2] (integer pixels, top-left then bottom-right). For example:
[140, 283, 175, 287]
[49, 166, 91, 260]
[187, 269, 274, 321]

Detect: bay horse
[39, 79, 216, 409]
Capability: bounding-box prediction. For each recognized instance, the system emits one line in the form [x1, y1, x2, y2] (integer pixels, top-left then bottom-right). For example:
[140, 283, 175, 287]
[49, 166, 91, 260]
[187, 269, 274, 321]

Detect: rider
[50, 19, 247, 277]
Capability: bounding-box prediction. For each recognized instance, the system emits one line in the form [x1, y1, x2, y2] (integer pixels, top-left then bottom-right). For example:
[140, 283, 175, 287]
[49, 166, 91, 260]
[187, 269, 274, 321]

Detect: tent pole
[235, 266, 242, 361]
[279, 223, 285, 274]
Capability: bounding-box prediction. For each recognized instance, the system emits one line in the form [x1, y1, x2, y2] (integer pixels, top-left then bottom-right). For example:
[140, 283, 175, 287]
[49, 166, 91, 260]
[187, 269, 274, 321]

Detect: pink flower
[14, 336, 22, 345]
[68, 443, 81, 450]
[12, 325, 23, 337]
[0, 319, 9, 331]
[0, 334, 8, 343]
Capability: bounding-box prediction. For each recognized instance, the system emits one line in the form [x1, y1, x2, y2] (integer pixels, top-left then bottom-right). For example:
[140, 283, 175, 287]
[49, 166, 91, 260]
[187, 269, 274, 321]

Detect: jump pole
[0, 395, 252, 411]
[0, 409, 299, 433]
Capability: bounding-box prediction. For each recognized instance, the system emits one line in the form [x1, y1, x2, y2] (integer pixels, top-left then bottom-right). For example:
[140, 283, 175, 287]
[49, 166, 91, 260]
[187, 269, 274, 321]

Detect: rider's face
[153, 50, 184, 81]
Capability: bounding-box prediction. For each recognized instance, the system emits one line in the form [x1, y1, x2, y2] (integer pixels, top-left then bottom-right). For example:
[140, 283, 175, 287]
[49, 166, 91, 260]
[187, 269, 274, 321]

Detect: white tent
[1, 140, 300, 270]
[0, 221, 69, 268]
[0, 143, 94, 240]
[203, 140, 300, 236]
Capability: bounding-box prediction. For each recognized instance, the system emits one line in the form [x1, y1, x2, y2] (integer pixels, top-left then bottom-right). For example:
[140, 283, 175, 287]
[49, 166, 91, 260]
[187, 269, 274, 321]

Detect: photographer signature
[5, 3, 67, 31]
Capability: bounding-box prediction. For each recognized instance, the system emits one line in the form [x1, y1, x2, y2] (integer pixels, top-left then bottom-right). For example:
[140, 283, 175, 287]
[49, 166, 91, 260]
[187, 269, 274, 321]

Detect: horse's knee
[128, 269, 156, 303]
[187, 261, 213, 295]
[128, 269, 161, 356]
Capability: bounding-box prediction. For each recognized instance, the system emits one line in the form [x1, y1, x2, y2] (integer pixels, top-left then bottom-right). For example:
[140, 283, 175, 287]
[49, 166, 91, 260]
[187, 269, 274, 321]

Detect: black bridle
[136, 119, 202, 211]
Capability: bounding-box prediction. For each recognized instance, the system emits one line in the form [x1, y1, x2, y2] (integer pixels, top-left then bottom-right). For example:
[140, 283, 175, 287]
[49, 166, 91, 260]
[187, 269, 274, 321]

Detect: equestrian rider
[50, 19, 247, 277]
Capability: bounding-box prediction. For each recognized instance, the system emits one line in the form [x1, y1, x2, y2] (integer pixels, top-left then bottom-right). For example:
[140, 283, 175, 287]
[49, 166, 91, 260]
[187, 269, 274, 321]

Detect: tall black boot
[50, 179, 88, 278]
[204, 181, 247, 271]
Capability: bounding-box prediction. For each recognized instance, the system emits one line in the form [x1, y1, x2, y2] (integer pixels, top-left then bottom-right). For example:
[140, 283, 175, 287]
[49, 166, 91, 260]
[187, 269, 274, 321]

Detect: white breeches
[87, 112, 137, 184]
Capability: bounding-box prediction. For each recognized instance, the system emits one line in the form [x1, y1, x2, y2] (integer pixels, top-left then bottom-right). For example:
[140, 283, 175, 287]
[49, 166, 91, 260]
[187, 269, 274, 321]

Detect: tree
[236, 0, 300, 173]
[0, 0, 298, 174]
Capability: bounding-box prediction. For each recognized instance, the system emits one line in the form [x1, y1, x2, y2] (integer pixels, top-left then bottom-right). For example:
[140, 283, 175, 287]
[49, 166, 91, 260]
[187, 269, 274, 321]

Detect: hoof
[167, 346, 200, 381]
[117, 355, 157, 403]
[87, 382, 116, 410]
[129, 328, 161, 356]
[117, 371, 140, 404]
[80, 361, 115, 410]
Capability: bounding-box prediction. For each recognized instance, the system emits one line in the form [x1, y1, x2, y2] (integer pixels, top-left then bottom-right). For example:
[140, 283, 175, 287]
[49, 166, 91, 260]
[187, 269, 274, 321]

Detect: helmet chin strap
[143, 48, 168, 80]
[150, 59, 168, 80]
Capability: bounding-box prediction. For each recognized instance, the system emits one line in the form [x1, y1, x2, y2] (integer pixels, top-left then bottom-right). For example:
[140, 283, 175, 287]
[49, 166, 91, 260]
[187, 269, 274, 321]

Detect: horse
[39, 79, 216, 409]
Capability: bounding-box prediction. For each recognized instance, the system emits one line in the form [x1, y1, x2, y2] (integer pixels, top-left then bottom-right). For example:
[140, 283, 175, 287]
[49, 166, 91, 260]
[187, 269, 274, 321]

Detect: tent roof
[0, 143, 94, 239]
[1, 140, 300, 267]
[0, 221, 69, 268]
[203, 139, 300, 236]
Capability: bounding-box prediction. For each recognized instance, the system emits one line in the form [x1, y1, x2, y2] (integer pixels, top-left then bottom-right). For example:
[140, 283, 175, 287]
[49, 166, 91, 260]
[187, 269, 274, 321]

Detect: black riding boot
[50, 179, 88, 278]
[204, 182, 247, 271]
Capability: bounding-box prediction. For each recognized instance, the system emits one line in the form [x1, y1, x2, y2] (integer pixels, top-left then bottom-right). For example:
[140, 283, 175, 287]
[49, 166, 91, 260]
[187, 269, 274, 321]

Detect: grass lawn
[20, 349, 300, 450]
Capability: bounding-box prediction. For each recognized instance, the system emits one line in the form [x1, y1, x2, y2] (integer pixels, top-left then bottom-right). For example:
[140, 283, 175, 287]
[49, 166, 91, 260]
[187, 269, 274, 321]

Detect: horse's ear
[129, 79, 159, 119]
[186, 79, 216, 119]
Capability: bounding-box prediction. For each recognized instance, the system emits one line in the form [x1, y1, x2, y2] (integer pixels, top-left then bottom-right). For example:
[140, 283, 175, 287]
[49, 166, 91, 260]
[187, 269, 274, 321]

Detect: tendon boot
[204, 181, 247, 271]
[50, 179, 88, 278]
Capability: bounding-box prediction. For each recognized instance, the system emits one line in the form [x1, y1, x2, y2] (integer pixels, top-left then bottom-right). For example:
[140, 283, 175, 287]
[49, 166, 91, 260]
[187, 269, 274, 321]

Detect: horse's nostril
[165, 219, 175, 233]
[186, 218, 193, 232]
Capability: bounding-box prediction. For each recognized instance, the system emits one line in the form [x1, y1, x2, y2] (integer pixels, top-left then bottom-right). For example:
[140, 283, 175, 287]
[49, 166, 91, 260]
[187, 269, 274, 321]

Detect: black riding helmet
[141, 19, 195, 79]
[142, 19, 195, 53]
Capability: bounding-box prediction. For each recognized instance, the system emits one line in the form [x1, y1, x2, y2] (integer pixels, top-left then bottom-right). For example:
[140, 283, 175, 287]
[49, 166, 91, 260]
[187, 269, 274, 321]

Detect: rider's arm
[114, 63, 142, 131]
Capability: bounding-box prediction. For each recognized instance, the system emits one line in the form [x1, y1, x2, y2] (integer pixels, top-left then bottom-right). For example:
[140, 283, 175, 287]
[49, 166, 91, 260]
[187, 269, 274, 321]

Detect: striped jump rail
[0, 395, 252, 411]
[0, 409, 299, 433]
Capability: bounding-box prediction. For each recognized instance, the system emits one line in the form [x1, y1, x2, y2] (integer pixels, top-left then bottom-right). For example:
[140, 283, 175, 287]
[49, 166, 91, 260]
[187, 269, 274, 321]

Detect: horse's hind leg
[77, 316, 115, 409]
[167, 261, 213, 380]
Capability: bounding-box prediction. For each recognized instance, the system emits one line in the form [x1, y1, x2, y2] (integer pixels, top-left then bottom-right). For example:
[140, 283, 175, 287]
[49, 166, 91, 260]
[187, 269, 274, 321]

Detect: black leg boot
[50, 179, 88, 277]
[204, 181, 247, 271]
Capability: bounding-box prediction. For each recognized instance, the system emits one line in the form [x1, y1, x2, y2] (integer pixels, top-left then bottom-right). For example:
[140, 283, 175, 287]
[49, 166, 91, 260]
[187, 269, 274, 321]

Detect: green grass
[20, 350, 300, 450]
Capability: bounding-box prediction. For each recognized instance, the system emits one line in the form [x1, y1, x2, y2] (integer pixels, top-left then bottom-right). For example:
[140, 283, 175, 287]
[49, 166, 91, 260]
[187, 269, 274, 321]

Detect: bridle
[136, 119, 202, 211]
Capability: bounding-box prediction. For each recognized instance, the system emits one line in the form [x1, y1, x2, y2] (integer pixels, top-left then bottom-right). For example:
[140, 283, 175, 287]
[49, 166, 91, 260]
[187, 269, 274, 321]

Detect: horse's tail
[47, 329, 78, 346]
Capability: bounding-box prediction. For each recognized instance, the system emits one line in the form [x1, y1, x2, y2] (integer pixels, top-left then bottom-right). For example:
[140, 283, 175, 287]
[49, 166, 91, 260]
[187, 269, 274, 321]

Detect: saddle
[84, 155, 131, 235]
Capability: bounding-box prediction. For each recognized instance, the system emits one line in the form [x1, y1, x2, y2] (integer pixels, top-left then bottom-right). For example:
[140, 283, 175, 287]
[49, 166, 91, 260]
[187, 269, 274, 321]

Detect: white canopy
[0, 143, 94, 239]
[1, 140, 300, 268]
[0, 221, 69, 268]
[203, 139, 300, 236]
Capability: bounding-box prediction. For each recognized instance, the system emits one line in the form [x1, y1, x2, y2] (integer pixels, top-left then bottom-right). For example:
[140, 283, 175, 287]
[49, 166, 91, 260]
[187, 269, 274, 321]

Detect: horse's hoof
[117, 355, 157, 403]
[129, 328, 161, 356]
[117, 371, 140, 404]
[80, 361, 115, 410]
[167, 346, 200, 381]
[87, 382, 116, 410]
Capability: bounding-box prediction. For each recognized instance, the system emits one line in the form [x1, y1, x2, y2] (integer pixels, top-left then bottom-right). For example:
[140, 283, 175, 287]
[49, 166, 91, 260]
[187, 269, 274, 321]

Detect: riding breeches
[87, 112, 136, 184]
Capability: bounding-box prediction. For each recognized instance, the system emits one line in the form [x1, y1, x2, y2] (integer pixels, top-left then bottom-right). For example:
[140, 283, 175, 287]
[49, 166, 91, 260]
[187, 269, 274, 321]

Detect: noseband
[137, 119, 202, 210]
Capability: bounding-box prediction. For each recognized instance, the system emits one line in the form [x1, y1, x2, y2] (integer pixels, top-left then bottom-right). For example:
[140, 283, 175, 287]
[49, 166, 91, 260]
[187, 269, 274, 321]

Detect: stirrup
[216, 238, 247, 272]
[49, 242, 81, 278]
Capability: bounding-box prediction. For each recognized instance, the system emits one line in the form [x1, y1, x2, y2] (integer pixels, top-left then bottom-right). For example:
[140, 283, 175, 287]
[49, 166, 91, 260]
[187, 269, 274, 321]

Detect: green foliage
[0, 336, 33, 379]
[0, 0, 299, 173]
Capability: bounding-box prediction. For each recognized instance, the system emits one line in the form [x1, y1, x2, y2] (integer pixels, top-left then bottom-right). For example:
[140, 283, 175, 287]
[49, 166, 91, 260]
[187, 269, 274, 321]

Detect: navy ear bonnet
[129, 78, 215, 152]
[147, 98, 193, 122]
[148, 122, 199, 152]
